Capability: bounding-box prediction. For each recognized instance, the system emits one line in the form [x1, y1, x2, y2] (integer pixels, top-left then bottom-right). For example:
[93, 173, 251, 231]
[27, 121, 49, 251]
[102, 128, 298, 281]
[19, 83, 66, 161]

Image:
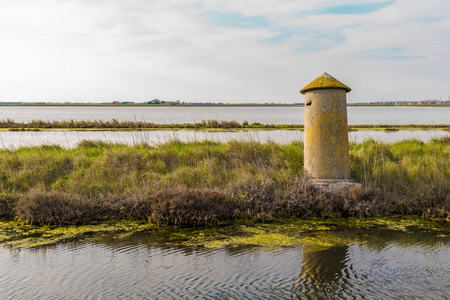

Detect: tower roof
[300, 72, 351, 94]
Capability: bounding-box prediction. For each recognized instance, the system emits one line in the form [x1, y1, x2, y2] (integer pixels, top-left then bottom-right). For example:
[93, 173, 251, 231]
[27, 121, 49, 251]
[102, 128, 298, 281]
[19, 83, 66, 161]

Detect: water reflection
[1, 227, 449, 299]
[298, 246, 350, 298]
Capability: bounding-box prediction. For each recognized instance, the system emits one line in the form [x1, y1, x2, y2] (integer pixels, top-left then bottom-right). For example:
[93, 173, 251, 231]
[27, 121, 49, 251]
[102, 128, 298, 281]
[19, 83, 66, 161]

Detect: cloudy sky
[0, 0, 449, 103]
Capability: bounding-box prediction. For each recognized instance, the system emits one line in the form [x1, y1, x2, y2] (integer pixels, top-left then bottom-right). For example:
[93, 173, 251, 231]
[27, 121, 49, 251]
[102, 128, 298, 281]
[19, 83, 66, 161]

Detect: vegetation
[1, 216, 448, 249]
[0, 119, 448, 131]
[0, 138, 449, 226]
[0, 119, 295, 130]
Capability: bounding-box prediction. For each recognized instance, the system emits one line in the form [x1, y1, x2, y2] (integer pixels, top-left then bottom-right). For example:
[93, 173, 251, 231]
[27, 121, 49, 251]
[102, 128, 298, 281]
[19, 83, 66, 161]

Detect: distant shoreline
[0, 103, 449, 107]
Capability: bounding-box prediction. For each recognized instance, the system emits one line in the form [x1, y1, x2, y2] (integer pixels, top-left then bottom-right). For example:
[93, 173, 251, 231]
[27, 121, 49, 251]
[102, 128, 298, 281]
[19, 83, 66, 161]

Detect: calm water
[0, 106, 448, 148]
[0, 129, 449, 149]
[0, 105, 449, 125]
[1, 229, 449, 299]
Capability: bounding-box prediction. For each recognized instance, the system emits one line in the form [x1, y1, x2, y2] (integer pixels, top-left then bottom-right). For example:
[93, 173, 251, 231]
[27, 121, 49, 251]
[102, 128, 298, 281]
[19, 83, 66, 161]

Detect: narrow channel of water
[0, 129, 449, 149]
[1, 228, 448, 299]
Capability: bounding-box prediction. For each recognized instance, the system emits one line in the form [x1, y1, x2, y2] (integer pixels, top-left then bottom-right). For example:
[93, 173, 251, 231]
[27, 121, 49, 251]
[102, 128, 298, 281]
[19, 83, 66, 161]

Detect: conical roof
[300, 72, 351, 94]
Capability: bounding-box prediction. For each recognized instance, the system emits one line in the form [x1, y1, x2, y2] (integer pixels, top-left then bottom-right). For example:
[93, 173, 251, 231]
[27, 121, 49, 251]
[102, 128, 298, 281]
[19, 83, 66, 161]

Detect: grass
[0, 119, 448, 131]
[0, 138, 449, 226]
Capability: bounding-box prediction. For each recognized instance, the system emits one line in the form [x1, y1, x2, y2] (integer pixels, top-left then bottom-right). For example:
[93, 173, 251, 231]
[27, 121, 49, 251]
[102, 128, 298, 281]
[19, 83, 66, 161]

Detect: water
[1, 228, 449, 299]
[0, 129, 449, 149]
[0, 105, 449, 298]
[0, 106, 448, 148]
[1, 105, 449, 125]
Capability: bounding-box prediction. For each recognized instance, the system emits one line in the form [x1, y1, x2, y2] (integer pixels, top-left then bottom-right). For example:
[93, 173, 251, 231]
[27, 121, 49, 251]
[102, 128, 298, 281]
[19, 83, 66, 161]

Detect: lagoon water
[0, 129, 449, 149]
[0, 106, 449, 148]
[1, 229, 449, 299]
[1, 105, 449, 124]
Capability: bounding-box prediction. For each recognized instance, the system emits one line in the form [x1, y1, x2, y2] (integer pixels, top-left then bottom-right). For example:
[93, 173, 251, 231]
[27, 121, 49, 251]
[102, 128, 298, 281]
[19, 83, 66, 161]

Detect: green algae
[1, 216, 448, 251]
[176, 217, 449, 251]
[0, 220, 156, 249]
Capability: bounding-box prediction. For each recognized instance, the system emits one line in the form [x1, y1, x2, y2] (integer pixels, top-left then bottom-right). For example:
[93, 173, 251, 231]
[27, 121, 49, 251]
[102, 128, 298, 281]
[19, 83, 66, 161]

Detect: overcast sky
[0, 0, 449, 103]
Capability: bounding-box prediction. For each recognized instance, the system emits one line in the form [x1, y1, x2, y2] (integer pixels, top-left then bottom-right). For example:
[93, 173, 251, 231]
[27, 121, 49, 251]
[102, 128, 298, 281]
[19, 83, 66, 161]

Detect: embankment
[1, 119, 449, 131]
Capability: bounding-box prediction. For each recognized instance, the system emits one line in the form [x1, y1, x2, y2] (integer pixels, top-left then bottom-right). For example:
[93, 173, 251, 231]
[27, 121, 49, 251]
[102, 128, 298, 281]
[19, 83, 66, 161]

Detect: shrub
[150, 187, 231, 225]
[0, 191, 21, 219]
[15, 189, 95, 225]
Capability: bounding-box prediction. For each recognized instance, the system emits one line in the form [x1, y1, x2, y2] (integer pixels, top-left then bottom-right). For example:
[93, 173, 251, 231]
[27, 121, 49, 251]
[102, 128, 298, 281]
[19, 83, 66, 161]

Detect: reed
[0, 138, 448, 225]
[0, 119, 303, 130]
[1, 118, 448, 131]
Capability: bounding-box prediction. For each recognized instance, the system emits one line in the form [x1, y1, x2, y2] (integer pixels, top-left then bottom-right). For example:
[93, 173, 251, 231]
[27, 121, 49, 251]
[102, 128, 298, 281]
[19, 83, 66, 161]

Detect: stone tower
[300, 72, 351, 180]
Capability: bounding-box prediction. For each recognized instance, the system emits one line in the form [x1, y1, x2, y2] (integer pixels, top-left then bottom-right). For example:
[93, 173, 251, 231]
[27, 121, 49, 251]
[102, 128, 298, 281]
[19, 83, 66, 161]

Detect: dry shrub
[95, 191, 152, 220]
[230, 177, 314, 220]
[0, 191, 21, 219]
[15, 189, 95, 225]
[150, 187, 231, 225]
[312, 187, 366, 217]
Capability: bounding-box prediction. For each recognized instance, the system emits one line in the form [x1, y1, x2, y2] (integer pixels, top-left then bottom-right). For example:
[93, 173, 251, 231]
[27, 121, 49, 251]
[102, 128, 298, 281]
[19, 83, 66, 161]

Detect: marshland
[3, 0, 450, 296]
[1, 138, 449, 298]
[0, 106, 449, 299]
[0, 137, 449, 226]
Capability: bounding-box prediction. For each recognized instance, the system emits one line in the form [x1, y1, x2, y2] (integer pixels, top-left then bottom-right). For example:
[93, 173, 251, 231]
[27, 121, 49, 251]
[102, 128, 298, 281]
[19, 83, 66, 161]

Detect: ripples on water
[1, 232, 449, 299]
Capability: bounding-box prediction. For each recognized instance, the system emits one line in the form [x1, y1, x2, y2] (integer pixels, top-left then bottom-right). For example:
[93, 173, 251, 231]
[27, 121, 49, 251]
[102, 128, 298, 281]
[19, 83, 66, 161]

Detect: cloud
[0, 0, 449, 103]
[355, 47, 426, 60]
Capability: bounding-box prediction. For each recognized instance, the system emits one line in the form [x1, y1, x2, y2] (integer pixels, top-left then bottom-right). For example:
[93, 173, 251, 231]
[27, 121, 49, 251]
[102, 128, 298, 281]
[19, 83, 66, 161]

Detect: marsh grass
[0, 138, 448, 225]
[1, 119, 448, 131]
[0, 119, 302, 130]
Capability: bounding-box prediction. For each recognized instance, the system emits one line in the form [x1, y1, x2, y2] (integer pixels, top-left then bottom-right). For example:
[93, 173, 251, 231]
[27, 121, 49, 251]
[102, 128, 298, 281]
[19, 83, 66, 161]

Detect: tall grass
[350, 137, 450, 215]
[0, 138, 448, 225]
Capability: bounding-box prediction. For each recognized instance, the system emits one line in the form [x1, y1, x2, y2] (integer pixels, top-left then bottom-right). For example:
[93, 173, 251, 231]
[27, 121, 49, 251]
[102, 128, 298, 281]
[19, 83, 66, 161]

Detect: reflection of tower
[296, 246, 350, 296]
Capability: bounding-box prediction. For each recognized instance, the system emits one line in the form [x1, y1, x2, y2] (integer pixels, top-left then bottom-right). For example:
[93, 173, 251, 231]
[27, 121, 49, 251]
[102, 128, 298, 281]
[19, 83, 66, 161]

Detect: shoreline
[0, 103, 449, 107]
[0, 120, 448, 131]
[0, 138, 449, 249]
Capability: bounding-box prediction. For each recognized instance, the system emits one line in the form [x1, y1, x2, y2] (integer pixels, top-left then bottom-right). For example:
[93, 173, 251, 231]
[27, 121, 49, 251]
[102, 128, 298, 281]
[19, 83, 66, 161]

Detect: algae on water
[1, 217, 448, 251]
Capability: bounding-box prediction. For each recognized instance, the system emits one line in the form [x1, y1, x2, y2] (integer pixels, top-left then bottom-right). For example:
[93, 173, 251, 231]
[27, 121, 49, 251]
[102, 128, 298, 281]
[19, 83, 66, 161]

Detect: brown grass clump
[15, 189, 96, 225]
[150, 187, 231, 225]
[94, 191, 152, 220]
[0, 191, 21, 219]
[310, 185, 383, 218]
[229, 177, 307, 220]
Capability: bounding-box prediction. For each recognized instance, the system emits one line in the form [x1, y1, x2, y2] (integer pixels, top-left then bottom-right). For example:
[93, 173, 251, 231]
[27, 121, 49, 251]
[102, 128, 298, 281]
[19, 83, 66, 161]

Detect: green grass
[0, 138, 449, 225]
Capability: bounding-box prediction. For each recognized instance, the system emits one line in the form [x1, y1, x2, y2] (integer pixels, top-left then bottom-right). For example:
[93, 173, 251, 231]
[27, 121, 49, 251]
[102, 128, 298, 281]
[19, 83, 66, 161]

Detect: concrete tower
[300, 72, 351, 180]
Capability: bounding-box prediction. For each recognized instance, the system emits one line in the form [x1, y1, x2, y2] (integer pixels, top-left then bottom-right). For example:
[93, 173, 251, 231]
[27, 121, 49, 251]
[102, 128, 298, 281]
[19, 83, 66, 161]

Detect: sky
[0, 0, 449, 103]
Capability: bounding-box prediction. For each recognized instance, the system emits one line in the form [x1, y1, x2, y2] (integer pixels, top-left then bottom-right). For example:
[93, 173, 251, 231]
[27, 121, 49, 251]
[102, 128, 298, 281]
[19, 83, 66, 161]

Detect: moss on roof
[300, 72, 351, 94]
